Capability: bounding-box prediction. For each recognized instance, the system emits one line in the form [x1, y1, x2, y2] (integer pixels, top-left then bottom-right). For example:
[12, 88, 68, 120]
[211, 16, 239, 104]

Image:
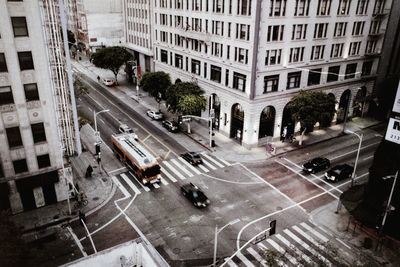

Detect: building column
[55, 167, 72, 202]
[8, 180, 23, 214]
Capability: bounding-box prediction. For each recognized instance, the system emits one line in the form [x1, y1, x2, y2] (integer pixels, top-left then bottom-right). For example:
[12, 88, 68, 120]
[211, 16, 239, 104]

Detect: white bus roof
[112, 133, 157, 166]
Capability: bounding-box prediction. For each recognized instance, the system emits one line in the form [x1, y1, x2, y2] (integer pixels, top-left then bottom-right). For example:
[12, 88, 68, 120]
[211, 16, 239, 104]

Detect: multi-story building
[151, 0, 392, 148]
[0, 0, 76, 213]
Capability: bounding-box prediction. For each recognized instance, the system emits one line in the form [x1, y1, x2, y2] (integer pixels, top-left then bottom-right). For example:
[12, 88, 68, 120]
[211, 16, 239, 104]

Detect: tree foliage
[288, 91, 336, 132]
[139, 72, 171, 99]
[91, 46, 133, 83]
[177, 94, 207, 115]
[165, 82, 205, 114]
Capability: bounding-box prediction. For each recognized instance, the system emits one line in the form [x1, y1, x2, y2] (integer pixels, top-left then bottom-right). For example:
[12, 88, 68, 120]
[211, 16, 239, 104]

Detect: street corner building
[0, 0, 78, 214]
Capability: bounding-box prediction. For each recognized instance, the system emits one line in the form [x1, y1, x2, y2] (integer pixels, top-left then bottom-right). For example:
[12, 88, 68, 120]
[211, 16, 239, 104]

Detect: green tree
[91, 46, 133, 84]
[177, 94, 207, 115]
[139, 71, 171, 99]
[165, 82, 204, 113]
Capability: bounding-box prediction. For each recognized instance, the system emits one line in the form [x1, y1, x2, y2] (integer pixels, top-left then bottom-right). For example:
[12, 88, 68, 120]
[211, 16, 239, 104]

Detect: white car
[118, 124, 138, 140]
[103, 78, 115, 87]
[146, 110, 163, 120]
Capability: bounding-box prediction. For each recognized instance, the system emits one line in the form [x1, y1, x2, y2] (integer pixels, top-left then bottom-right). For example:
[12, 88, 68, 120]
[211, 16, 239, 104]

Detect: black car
[162, 120, 179, 132]
[181, 183, 210, 208]
[181, 152, 203, 165]
[324, 164, 354, 182]
[302, 157, 330, 174]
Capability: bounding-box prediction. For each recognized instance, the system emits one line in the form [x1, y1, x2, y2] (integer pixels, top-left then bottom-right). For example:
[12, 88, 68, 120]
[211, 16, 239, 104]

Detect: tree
[91, 46, 133, 84]
[165, 82, 204, 113]
[139, 71, 171, 99]
[177, 94, 207, 115]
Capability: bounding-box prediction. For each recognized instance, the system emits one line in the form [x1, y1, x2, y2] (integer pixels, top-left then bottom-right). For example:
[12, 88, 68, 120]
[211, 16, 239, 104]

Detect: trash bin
[211, 140, 215, 147]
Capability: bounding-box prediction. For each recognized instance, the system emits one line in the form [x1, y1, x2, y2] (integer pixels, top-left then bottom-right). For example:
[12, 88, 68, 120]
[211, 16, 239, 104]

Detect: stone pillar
[8, 180, 23, 214]
[55, 167, 72, 202]
[33, 187, 45, 208]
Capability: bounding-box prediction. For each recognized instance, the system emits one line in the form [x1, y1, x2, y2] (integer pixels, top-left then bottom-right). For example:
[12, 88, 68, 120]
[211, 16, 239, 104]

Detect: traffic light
[178, 115, 182, 124]
[269, 220, 277, 236]
[95, 143, 100, 155]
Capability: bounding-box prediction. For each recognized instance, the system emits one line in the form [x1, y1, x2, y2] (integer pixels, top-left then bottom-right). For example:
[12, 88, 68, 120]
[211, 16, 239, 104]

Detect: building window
[6, 127, 23, 148]
[31, 123, 47, 143]
[316, 0, 331, 16]
[289, 47, 305, 63]
[334, 22, 347, 37]
[356, 0, 369, 15]
[174, 54, 183, 69]
[211, 42, 223, 57]
[18, 51, 34, 70]
[269, 0, 286, 17]
[234, 47, 248, 64]
[264, 75, 279, 93]
[237, 0, 251, 16]
[0, 86, 14, 105]
[265, 49, 282, 65]
[373, 0, 385, 15]
[160, 49, 168, 63]
[345, 63, 357, 79]
[365, 40, 377, 54]
[352, 21, 365, 36]
[330, 43, 344, 58]
[369, 20, 381, 34]
[267, 25, 284, 42]
[191, 59, 200, 75]
[292, 24, 307, 40]
[361, 61, 373, 76]
[314, 23, 328, 39]
[11, 17, 29, 37]
[236, 24, 250, 40]
[307, 68, 322, 86]
[37, 154, 51, 169]
[0, 53, 8, 72]
[311, 45, 325, 60]
[294, 0, 310, 16]
[349, 41, 362, 56]
[337, 0, 351, 15]
[287, 71, 302, 89]
[13, 159, 28, 174]
[232, 72, 246, 92]
[24, 83, 39, 101]
[327, 66, 340, 82]
[210, 65, 222, 83]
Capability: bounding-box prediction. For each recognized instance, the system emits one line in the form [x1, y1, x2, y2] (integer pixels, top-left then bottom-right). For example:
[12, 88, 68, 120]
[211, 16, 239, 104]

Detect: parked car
[325, 164, 354, 182]
[162, 120, 179, 132]
[103, 78, 116, 87]
[118, 124, 138, 140]
[181, 152, 203, 165]
[146, 110, 163, 120]
[181, 183, 210, 208]
[302, 157, 330, 174]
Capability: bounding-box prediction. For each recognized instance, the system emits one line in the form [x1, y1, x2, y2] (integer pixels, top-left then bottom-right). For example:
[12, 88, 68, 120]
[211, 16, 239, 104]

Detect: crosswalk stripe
[256, 243, 287, 267]
[266, 238, 298, 265]
[178, 157, 202, 175]
[127, 171, 150, 192]
[300, 222, 329, 243]
[202, 153, 225, 168]
[111, 176, 131, 198]
[159, 177, 169, 185]
[284, 229, 331, 266]
[160, 167, 177, 183]
[163, 161, 186, 180]
[153, 183, 160, 188]
[197, 163, 209, 172]
[293, 225, 326, 251]
[120, 173, 141, 195]
[171, 159, 193, 177]
[236, 252, 256, 267]
[216, 156, 231, 166]
[224, 259, 238, 267]
[246, 247, 267, 267]
[201, 158, 217, 170]
[276, 233, 312, 264]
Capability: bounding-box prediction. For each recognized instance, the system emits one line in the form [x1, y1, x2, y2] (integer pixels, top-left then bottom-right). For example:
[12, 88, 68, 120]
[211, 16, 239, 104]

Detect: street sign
[210, 109, 215, 119]
[252, 231, 267, 245]
[385, 117, 400, 145]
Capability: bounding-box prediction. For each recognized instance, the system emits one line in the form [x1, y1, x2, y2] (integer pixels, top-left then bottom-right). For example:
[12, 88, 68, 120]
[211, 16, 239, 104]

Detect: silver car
[146, 110, 163, 120]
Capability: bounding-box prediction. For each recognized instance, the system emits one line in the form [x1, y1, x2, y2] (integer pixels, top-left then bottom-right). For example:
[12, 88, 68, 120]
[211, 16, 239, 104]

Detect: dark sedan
[325, 164, 354, 182]
[181, 152, 203, 165]
[302, 157, 330, 174]
[181, 183, 210, 208]
[162, 120, 179, 132]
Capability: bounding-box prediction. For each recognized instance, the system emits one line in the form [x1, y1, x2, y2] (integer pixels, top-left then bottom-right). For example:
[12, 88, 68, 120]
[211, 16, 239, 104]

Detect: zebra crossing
[224, 222, 354, 267]
[112, 152, 231, 196]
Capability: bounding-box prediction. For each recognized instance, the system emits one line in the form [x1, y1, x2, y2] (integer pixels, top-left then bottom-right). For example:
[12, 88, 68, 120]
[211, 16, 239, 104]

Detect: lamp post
[345, 130, 363, 187]
[213, 218, 240, 267]
[93, 109, 110, 150]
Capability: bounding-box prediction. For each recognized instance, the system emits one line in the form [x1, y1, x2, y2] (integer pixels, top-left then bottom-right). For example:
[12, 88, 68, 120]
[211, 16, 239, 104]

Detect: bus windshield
[143, 165, 161, 178]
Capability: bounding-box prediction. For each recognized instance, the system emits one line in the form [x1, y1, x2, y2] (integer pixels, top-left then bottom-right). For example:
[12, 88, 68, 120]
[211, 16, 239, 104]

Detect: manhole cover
[172, 248, 181, 254]
[276, 206, 283, 211]
[93, 197, 99, 201]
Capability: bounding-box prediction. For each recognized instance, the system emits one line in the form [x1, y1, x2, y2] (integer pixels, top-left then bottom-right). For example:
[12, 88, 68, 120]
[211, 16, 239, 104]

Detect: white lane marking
[159, 177, 169, 185]
[201, 172, 263, 185]
[202, 153, 225, 168]
[67, 226, 87, 256]
[88, 107, 92, 112]
[256, 242, 287, 267]
[293, 225, 326, 251]
[224, 259, 238, 267]
[108, 167, 128, 174]
[329, 141, 380, 161]
[300, 223, 329, 243]
[111, 176, 131, 198]
[128, 171, 150, 192]
[336, 238, 352, 250]
[202, 158, 217, 170]
[153, 183, 160, 189]
[276, 234, 312, 264]
[161, 167, 177, 182]
[99, 118, 105, 124]
[283, 157, 302, 169]
[236, 252, 256, 267]
[120, 173, 141, 195]
[284, 229, 331, 266]
[163, 161, 186, 180]
[266, 238, 298, 265]
[216, 156, 232, 166]
[362, 155, 373, 161]
[246, 247, 267, 266]
[197, 163, 209, 172]
[178, 157, 202, 175]
[171, 158, 193, 177]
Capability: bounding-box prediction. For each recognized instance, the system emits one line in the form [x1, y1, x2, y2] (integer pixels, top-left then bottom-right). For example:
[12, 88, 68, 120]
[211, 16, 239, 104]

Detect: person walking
[97, 76, 100, 82]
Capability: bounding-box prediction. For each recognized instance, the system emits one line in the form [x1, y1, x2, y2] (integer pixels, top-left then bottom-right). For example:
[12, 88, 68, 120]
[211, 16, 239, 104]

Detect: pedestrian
[281, 126, 287, 142]
[97, 75, 100, 82]
[85, 165, 93, 178]
[78, 210, 86, 225]
[75, 183, 80, 192]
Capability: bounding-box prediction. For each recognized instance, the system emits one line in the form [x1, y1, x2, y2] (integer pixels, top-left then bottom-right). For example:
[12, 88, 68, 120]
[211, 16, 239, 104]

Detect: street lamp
[213, 218, 240, 267]
[93, 109, 110, 155]
[345, 130, 363, 187]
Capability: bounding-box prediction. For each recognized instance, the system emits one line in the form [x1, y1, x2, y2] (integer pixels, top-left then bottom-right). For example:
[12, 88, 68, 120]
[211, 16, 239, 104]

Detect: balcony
[373, 9, 390, 17]
[177, 27, 211, 44]
[26, 100, 41, 110]
[0, 104, 16, 113]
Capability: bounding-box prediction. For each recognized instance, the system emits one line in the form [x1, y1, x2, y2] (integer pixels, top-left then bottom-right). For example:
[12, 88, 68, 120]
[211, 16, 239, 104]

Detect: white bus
[111, 133, 161, 184]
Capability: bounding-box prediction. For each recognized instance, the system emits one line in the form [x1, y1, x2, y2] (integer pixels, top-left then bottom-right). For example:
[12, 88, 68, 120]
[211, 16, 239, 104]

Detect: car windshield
[331, 169, 341, 174]
[193, 190, 206, 200]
